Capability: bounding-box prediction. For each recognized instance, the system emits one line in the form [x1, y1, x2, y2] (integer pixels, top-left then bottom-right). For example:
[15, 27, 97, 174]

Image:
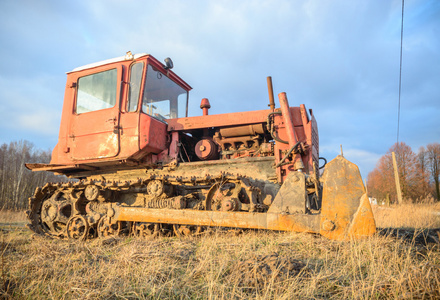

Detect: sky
[0, 0, 439, 178]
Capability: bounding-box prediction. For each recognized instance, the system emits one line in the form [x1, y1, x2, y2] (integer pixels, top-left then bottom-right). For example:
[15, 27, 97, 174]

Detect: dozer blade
[319, 155, 376, 240]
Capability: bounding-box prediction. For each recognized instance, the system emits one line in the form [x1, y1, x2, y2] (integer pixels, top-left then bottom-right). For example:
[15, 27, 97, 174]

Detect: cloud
[340, 148, 382, 178]
[0, 0, 438, 176]
[0, 74, 63, 139]
[17, 111, 59, 135]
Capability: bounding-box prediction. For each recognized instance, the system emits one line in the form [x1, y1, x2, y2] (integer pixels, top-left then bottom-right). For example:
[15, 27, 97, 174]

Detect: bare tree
[0, 140, 67, 210]
[417, 146, 430, 195]
[367, 142, 430, 203]
[425, 143, 440, 201]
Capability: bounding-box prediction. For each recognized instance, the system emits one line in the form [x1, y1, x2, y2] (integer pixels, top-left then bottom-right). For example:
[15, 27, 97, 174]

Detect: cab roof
[68, 52, 149, 73]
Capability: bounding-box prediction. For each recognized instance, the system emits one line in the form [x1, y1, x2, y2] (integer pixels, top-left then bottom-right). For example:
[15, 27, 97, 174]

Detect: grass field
[1, 204, 439, 299]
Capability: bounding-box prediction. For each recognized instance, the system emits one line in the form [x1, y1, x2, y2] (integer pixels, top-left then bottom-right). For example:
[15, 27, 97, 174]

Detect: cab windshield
[141, 64, 188, 121]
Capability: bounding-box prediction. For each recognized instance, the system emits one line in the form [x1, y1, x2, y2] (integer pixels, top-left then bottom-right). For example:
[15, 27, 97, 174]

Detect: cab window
[76, 69, 117, 114]
[127, 62, 144, 112]
[142, 64, 187, 121]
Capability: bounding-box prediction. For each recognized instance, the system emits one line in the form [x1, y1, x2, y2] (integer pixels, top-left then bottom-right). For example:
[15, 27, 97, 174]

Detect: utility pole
[392, 151, 403, 204]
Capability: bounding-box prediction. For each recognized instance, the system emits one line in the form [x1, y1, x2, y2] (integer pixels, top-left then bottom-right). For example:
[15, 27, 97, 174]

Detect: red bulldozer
[26, 52, 376, 241]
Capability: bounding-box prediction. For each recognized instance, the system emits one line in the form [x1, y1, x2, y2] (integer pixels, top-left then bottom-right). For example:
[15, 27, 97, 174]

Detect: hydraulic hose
[319, 157, 327, 169]
[275, 141, 301, 168]
[266, 112, 288, 144]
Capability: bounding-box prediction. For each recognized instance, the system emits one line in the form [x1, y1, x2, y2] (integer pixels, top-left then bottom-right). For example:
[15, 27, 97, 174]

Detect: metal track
[26, 173, 274, 240]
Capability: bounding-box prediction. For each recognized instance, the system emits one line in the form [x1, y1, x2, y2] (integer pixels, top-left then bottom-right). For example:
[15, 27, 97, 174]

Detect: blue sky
[0, 0, 439, 178]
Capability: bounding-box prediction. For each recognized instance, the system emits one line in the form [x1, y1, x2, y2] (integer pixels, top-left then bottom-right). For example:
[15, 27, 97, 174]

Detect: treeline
[367, 142, 440, 204]
[0, 140, 66, 210]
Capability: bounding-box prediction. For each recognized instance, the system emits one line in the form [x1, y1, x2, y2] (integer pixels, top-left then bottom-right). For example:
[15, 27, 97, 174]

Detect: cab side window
[127, 62, 144, 112]
[76, 69, 118, 114]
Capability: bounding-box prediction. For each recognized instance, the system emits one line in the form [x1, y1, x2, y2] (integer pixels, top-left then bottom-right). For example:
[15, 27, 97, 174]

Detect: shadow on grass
[377, 227, 440, 245]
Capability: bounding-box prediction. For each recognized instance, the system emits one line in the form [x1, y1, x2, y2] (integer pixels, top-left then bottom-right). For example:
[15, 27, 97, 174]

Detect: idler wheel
[66, 215, 89, 241]
[147, 180, 164, 197]
[84, 184, 100, 201]
[97, 217, 121, 237]
[40, 191, 74, 237]
[41, 202, 57, 222]
[205, 182, 238, 211]
[221, 199, 238, 211]
[133, 222, 161, 238]
[173, 224, 202, 237]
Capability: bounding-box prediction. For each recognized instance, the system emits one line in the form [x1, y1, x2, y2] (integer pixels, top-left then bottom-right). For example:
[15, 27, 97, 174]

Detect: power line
[397, 0, 405, 145]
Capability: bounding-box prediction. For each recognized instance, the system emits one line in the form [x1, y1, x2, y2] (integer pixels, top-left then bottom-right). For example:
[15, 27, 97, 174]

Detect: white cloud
[17, 111, 59, 135]
[342, 148, 382, 177]
[0, 74, 63, 138]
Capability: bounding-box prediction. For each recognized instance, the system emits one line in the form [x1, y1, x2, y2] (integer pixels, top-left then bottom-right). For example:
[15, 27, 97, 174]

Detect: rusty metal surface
[267, 171, 307, 214]
[27, 155, 375, 241]
[278, 93, 299, 147]
[25, 163, 98, 173]
[219, 124, 265, 138]
[82, 157, 277, 186]
[112, 206, 320, 233]
[200, 98, 211, 116]
[50, 54, 192, 166]
[319, 155, 376, 240]
[174, 157, 277, 182]
[347, 194, 377, 238]
[267, 76, 275, 111]
[278, 92, 304, 171]
[195, 139, 218, 160]
[69, 68, 123, 161]
[139, 113, 168, 154]
[166, 109, 272, 131]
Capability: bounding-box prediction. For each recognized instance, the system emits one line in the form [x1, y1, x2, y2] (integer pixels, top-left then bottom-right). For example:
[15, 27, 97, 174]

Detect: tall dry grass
[1, 203, 439, 299]
[0, 210, 26, 224]
[373, 203, 440, 229]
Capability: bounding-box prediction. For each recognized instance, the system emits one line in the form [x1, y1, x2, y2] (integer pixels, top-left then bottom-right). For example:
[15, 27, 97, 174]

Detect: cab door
[69, 66, 122, 161]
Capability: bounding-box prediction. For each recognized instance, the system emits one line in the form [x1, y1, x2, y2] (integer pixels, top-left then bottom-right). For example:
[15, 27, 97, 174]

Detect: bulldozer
[26, 51, 376, 241]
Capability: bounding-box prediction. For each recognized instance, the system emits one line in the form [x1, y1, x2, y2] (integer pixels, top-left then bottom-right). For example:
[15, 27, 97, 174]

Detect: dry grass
[373, 203, 440, 229]
[1, 204, 439, 299]
[0, 210, 26, 224]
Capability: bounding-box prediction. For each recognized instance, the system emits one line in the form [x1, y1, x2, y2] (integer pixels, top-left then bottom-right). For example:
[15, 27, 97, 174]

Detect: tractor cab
[126, 58, 189, 121]
[51, 52, 192, 165]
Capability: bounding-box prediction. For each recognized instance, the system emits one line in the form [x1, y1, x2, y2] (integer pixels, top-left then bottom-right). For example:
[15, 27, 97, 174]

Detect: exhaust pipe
[267, 76, 275, 111]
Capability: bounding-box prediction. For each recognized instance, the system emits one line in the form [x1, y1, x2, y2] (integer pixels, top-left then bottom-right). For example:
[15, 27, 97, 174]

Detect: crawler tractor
[26, 52, 376, 241]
